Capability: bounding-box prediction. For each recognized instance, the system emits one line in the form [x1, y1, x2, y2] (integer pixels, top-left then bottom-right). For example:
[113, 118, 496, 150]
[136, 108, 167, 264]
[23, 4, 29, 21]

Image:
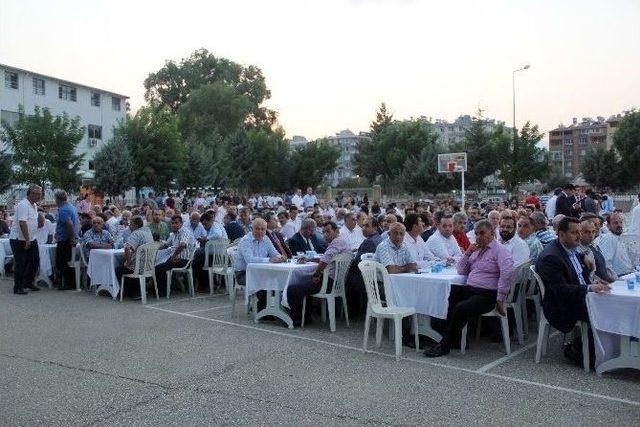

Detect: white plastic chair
[360, 252, 376, 261]
[202, 239, 231, 294]
[621, 233, 640, 266]
[358, 260, 419, 361]
[301, 252, 354, 332]
[120, 242, 159, 305]
[529, 265, 590, 372]
[227, 247, 248, 317]
[68, 245, 88, 291]
[461, 261, 530, 355]
[522, 264, 542, 337]
[166, 248, 197, 299]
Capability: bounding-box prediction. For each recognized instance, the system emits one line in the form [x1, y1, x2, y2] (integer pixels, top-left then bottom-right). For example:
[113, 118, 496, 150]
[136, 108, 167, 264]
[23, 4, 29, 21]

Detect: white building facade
[325, 129, 371, 186]
[420, 114, 511, 145]
[0, 63, 128, 179]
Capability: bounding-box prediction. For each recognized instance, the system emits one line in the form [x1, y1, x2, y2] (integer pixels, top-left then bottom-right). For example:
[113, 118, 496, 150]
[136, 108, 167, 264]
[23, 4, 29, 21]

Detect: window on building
[88, 160, 95, 171]
[4, 71, 18, 89]
[58, 84, 77, 101]
[88, 125, 102, 139]
[111, 97, 121, 111]
[32, 77, 45, 95]
[91, 92, 101, 107]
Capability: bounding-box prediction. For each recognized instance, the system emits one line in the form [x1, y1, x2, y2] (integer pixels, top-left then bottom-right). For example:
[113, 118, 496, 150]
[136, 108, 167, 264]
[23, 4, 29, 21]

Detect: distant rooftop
[0, 62, 129, 99]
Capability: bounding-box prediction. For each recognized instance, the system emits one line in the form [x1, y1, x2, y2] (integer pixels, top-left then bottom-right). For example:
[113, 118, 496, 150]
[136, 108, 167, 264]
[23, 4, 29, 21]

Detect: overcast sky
[1, 0, 638, 142]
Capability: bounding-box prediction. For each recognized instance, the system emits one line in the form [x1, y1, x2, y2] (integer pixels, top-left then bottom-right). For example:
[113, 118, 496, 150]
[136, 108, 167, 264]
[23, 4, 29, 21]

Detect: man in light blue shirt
[234, 218, 286, 311]
[193, 212, 229, 291]
[302, 187, 318, 209]
[375, 223, 417, 274]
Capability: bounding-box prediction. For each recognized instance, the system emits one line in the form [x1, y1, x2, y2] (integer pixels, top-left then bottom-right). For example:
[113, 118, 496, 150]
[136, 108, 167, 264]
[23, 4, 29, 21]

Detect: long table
[587, 272, 640, 375]
[389, 268, 467, 341]
[245, 262, 317, 328]
[87, 248, 125, 299]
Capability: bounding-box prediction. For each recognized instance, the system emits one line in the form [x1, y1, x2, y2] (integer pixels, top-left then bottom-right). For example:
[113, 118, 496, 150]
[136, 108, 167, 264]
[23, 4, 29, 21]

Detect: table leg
[254, 290, 294, 329]
[596, 336, 640, 375]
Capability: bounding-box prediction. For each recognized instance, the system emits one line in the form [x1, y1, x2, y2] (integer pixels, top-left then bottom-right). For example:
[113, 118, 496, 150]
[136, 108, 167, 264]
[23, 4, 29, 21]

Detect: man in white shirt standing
[425, 212, 462, 264]
[403, 213, 431, 268]
[302, 187, 318, 210]
[598, 212, 634, 276]
[629, 193, 640, 235]
[498, 216, 530, 266]
[545, 188, 561, 221]
[9, 185, 42, 294]
[339, 212, 364, 250]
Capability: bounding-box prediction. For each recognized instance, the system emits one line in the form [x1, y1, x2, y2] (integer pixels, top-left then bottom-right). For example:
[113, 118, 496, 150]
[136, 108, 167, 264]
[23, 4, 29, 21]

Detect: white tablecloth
[0, 238, 11, 258]
[245, 262, 317, 308]
[38, 243, 56, 278]
[389, 268, 467, 319]
[587, 274, 640, 370]
[87, 249, 125, 299]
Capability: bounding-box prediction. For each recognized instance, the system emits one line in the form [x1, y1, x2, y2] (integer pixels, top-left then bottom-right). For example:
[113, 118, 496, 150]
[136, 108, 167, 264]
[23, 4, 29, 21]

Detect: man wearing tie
[287, 219, 327, 255]
[264, 212, 292, 259]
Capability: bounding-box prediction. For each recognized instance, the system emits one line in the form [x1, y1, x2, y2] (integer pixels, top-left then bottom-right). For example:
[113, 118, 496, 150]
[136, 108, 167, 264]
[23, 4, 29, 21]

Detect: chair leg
[342, 296, 350, 328]
[208, 270, 214, 295]
[74, 265, 80, 292]
[394, 316, 402, 361]
[580, 322, 590, 372]
[301, 297, 307, 329]
[139, 277, 147, 305]
[231, 286, 237, 317]
[375, 317, 384, 348]
[120, 277, 126, 302]
[362, 308, 371, 351]
[166, 271, 172, 299]
[522, 297, 529, 337]
[461, 324, 468, 355]
[513, 304, 524, 345]
[542, 320, 550, 356]
[152, 276, 159, 300]
[188, 271, 195, 298]
[327, 296, 336, 332]
[536, 318, 547, 362]
[413, 314, 419, 352]
[500, 316, 511, 355]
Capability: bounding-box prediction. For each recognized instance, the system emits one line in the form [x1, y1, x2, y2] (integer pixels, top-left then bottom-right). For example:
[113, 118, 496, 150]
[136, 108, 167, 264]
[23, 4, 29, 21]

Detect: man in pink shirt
[424, 219, 514, 357]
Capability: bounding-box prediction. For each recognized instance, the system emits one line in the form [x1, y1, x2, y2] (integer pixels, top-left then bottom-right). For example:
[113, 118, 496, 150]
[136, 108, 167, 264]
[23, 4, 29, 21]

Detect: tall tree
[397, 140, 454, 194]
[612, 110, 640, 187]
[456, 110, 499, 189]
[118, 107, 185, 191]
[1, 106, 84, 191]
[289, 139, 340, 189]
[580, 146, 624, 190]
[92, 135, 135, 199]
[353, 103, 394, 182]
[0, 150, 12, 193]
[144, 48, 275, 129]
[494, 122, 549, 191]
[178, 133, 228, 190]
[177, 83, 254, 139]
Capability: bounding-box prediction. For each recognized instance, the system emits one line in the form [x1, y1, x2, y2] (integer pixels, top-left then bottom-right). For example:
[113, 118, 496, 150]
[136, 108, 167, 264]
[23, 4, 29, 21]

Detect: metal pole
[461, 170, 465, 209]
[512, 71, 517, 154]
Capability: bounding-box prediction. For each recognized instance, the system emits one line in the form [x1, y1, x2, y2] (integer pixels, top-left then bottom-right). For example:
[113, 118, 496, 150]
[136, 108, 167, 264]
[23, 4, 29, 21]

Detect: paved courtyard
[1, 278, 639, 426]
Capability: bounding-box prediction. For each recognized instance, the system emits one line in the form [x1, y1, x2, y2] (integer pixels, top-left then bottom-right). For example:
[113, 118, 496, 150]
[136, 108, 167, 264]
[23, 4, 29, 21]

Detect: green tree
[118, 107, 185, 191]
[353, 103, 394, 183]
[92, 135, 135, 199]
[289, 139, 340, 189]
[178, 83, 254, 139]
[0, 150, 12, 192]
[580, 146, 624, 190]
[494, 122, 549, 191]
[456, 110, 499, 189]
[144, 48, 275, 129]
[1, 106, 84, 191]
[179, 133, 229, 190]
[397, 140, 454, 194]
[613, 110, 640, 187]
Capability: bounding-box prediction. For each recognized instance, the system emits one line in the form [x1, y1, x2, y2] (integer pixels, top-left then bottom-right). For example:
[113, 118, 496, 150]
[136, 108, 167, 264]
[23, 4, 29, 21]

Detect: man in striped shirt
[531, 212, 556, 246]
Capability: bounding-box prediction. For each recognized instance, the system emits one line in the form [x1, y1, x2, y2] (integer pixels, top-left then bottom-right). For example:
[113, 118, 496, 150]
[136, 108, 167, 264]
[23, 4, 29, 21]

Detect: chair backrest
[360, 252, 375, 261]
[504, 260, 530, 304]
[322, 252, 354, 295]
[529, 265, 546, 299]
[230, 238, 242, 247]
[227, 246, 239, 267]
[133, 242, 160, 276]
[204, 239, 230, 268]
[358, 260, 398, 311]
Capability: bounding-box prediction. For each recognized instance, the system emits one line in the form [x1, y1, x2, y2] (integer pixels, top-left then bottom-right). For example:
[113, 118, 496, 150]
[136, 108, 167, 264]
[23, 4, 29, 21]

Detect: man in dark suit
[288, 219, 327, 255]
[346, 216, 383, 317]
[223, 211, 245, 242]
[555, 184, 581, 218]
[264, 212, 292, 259]
[535, 217, 610, 366]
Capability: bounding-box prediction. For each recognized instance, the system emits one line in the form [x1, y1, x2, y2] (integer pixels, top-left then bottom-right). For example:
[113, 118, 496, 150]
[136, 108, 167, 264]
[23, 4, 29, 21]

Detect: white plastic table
[245, 262, 317, 328]
[587, 272, 640, 375]
[87, 248, 125, 299]
[389, 268, 467, 341]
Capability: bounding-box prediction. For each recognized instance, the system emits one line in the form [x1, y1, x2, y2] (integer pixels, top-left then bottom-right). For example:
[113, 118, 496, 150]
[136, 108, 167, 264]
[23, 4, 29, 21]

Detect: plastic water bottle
[627, 277, 635, 291]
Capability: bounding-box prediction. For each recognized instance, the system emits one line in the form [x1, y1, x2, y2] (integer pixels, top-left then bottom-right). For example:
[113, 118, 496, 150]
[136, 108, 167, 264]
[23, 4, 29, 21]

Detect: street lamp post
[512, 65, 531, 158]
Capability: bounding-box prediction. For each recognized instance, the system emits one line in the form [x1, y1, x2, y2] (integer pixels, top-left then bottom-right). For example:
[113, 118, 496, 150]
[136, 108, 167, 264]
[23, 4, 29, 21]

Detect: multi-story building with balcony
[419, 114, 512, 145]
[0, 63, 128, 180]
[548, 114, 624, 178]
[325, 129, 371, 186]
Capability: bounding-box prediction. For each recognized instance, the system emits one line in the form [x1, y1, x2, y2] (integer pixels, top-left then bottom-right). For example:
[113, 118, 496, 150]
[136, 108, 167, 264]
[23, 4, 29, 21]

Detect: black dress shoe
[25, 285, 40, 291]
[13, 288, 28, 295]
[423, 343, 450, 358]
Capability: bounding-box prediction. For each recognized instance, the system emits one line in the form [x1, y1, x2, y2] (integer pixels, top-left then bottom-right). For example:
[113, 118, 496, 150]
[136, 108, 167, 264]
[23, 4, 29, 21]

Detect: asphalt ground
[1, 277, 640, 426]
